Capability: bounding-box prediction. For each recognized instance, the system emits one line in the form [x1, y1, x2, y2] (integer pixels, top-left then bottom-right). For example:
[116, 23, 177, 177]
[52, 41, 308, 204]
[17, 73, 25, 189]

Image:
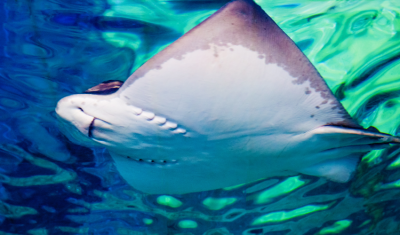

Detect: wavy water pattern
[1, 0, 400, 234]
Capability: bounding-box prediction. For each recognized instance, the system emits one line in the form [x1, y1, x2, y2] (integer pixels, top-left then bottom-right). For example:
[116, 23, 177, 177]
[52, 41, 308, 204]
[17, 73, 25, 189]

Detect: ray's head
[55, 80, 124, 147]
[55, 79, 190, 159]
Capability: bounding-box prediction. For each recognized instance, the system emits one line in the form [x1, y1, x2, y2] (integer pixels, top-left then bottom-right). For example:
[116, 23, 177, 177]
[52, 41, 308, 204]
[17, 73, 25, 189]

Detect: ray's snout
[55, 95, 94, 137]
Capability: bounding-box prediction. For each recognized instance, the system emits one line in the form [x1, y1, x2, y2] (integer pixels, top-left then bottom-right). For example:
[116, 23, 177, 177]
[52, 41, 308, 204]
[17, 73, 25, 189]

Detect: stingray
[56, 0, 400, 194]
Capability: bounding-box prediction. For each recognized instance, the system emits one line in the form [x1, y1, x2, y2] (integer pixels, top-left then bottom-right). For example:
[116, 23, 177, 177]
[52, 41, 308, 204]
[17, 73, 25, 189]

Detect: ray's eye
[84, 80, 124, 95]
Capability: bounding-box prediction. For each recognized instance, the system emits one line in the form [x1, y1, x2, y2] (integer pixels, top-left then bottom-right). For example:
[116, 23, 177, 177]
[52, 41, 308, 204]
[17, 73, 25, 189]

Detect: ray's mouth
[85, 116, 113, 141]
[88, 117, 96, 138]
[76, 107, 96, 139]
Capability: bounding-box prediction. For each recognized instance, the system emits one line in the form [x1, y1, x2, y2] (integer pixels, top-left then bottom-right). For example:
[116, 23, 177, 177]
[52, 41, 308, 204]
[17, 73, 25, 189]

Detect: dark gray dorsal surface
[120, 0, 358, 128]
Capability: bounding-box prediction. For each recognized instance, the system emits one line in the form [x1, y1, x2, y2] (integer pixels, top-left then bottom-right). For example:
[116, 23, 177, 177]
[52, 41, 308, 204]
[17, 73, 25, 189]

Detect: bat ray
[56, 0, 400, 194]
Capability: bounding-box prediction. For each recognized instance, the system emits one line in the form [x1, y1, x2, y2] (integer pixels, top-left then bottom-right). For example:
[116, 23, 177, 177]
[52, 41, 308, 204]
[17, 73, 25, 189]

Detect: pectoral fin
[298, 125, 400, 182]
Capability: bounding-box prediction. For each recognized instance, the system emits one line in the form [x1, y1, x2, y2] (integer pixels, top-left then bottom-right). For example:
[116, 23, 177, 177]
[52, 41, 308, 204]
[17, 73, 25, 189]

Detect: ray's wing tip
[369, 131, 400, 144]
[389, 136, 400, 144]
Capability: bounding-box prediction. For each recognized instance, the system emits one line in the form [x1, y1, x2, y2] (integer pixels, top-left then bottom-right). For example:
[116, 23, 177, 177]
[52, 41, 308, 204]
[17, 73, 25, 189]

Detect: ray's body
[56, 0, 400, 194]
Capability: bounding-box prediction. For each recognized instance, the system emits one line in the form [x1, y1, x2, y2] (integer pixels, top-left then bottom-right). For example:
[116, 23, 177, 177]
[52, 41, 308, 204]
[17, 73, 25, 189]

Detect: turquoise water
[1, 0, 400, 234]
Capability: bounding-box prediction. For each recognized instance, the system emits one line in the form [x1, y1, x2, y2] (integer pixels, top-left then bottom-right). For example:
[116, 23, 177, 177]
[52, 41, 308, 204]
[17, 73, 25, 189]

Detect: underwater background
[1, 0, 400, 234]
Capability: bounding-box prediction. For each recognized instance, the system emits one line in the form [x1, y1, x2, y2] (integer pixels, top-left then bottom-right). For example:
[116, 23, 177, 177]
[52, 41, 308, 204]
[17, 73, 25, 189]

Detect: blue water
[1, 0, 400, 234]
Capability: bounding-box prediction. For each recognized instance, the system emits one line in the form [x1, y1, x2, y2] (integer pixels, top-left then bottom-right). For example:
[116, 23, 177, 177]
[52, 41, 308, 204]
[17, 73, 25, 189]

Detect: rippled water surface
[1, 0, 400, 234]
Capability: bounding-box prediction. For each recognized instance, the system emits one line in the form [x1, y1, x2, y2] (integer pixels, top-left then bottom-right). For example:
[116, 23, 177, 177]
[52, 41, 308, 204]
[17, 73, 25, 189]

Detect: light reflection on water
[1, 0, 400, 234]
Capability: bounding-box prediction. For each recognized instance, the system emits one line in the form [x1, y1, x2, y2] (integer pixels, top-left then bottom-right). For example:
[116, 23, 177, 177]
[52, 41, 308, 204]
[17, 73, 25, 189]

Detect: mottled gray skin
[122, 0, 356, 126]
